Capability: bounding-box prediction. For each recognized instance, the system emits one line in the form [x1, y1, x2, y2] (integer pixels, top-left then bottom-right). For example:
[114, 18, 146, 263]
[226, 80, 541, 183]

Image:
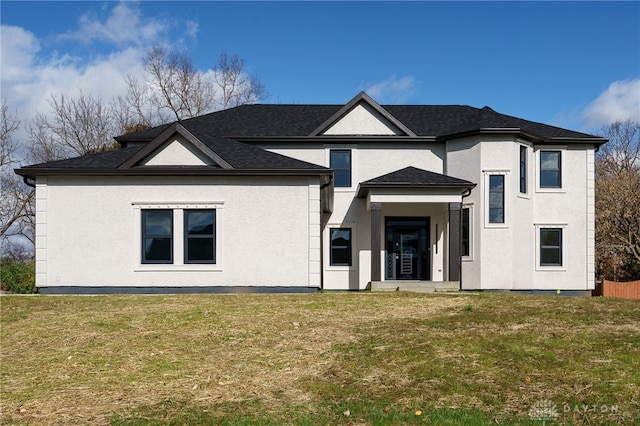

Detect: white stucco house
[16, 92, 606, 294]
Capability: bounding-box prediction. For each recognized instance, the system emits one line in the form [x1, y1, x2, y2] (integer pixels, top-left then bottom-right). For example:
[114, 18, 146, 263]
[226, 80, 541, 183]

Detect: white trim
[535, 146, 566, 193]
[133, 202, 224, 272]
[534, 223, 567, 271]
[325, 223, 357, 271]
[483, 170, 510, 229]
[325, 145, 357, 192]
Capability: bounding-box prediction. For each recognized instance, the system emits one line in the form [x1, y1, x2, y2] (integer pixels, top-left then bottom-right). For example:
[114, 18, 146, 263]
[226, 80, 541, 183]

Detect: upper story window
[488, 174, 505, 224]
[540, 151, 562, 188]
[330, 150, 351, 187]
[519, 145, 527, 194]
[142, 209, 173, 264]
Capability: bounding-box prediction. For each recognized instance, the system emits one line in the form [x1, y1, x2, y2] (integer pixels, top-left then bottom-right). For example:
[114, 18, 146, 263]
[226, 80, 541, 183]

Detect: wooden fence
[595, 280, 640, 300]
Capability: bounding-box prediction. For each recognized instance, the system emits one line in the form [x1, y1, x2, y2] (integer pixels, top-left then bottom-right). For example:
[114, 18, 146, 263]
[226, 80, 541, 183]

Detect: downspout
[23, 175, 36, 188]
[319, 174, 333, 291]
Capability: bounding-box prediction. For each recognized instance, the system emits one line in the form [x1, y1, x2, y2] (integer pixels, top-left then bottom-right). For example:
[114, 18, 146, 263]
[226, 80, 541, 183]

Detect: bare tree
[595, 120, 640, 281]
[27, 92, 119, 163]
[1, 102, 34, 245]
[213, 52, 268, 110]
[122, 47, 267, 127]
[1, 101, 20, 167]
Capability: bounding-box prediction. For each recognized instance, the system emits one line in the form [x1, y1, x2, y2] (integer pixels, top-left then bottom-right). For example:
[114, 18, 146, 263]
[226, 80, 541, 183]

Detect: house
[16, 92, 607, 294]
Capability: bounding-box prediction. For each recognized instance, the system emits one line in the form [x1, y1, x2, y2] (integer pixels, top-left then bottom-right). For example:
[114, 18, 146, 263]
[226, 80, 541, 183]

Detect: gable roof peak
[118, 121, 233, 169]
[309, 91, 417, 137]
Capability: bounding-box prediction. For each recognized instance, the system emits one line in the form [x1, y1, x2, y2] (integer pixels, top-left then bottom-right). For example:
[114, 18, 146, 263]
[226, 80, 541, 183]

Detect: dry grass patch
[1, 292, 639, 425]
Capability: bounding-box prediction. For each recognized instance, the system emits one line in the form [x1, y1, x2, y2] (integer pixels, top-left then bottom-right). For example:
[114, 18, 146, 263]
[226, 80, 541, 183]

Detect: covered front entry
[385, 217, 430, 280]
[356, 166, 476, 289]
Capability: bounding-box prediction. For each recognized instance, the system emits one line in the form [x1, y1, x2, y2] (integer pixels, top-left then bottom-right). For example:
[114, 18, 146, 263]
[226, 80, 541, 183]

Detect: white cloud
[364, 75, 416, 104]
[0, 2, 199, 153]
[60, 2, 165, 47]
[0, 26, 41, 82]
[583, 79, 640, 128]
[1, 24, 145, 130]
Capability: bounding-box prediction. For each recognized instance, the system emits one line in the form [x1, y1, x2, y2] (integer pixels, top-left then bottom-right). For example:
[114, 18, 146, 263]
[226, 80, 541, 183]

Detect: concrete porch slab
[371, 280, 460, 293]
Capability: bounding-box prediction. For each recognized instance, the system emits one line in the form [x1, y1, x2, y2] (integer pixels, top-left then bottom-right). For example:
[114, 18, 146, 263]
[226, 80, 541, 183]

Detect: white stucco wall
[35, 175, 321, 289]
[447, 136, 594, 291]
[323, 103, 404, 135]
[143, 137, 211, 166]
[264, 142, 448, 290]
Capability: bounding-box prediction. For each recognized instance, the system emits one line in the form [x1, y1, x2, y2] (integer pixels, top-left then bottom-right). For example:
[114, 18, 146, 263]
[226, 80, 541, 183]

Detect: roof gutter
[15, 167, 333, 180]
[356, 182, 477, 199]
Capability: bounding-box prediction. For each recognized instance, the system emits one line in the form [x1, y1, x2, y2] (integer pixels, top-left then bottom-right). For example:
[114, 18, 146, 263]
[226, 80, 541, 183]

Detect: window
[184, 210, 216, 264]
[488, 175, 505, 223]
[540, 151, 561, 188]
[330, 228, 352, 266]
[330, 150, 351, 187]
[519, 145, 527, 193]
[138, 205, 220, 267]
[540, 228, 562, 266]
[461, 207, 470, 257]
[142, 210, 173, 263]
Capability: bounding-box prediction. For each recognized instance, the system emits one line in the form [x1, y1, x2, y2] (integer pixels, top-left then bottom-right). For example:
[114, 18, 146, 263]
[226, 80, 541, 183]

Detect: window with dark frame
[142, 209, 173, 264]
[519, 146, 527, 193]
[330, 228, 352, 266]
[461, 207, 470, 257]
[540, 151, 562, 188]
[184, 210, 216, 264]
[330, 150, 352, 187]
[488, 175, 505, 224]
[540, 228, 562, 266]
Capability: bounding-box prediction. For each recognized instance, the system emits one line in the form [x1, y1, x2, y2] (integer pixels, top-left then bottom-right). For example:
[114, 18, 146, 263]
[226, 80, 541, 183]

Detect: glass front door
[385, 217, 430, 280]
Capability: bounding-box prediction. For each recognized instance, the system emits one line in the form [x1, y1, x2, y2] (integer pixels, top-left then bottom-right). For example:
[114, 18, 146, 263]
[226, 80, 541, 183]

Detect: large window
[330, 150, 351, 187]
[461, 207, 470, 257]
[540, 151, 562, 188]
[488, 175, 505, 224]
[184, 210, 216, 264]
[540, 228, 562, 266]
[519, 145, 527, 194]
[140, 207, 218, 266]
[330, 228, 352, 266]
[142, 210, 173, 264]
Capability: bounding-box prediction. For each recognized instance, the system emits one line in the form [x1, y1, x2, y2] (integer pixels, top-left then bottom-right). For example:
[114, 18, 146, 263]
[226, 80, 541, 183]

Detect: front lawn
[1, 292, 639, 425]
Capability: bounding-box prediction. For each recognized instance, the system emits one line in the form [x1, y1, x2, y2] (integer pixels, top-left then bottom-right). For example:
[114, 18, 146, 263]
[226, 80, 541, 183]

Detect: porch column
[449, 202, 462, 283]
[370, 202, 382, 282]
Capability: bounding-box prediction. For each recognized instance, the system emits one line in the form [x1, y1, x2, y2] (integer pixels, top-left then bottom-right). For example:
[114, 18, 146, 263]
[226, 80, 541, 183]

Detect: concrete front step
[371, 280, 460, 293]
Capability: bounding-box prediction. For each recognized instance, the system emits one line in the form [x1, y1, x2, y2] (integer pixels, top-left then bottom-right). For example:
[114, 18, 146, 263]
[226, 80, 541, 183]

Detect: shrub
[0, 258, 35, 294]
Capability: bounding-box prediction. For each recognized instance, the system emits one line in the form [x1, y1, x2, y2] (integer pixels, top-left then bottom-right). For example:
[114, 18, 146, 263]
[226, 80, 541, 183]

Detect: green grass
[1, 292, 639, 425]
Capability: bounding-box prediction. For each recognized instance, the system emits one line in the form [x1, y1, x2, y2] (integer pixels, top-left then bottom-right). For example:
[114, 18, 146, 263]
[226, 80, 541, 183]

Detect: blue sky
[1, 1, 639, 136]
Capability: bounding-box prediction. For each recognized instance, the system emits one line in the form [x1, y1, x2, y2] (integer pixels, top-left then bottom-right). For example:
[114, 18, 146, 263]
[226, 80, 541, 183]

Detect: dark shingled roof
[17, 93, 604, 178]
[117, 103, 600, 142]
[356, 166, 476, 198]
[22, 146, 144, 169]
[192, 133, 328, 170]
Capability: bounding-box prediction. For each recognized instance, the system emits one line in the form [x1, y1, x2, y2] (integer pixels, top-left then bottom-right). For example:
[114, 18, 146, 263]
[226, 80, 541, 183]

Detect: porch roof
[356, 166, 476, 199]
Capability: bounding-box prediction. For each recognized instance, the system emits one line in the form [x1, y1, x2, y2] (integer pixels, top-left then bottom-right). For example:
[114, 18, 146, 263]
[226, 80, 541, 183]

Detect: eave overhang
[357, 181, 476, 199]
[15, 167, 332, 178]
[238, 135, 438, 144]
[437, 128, 608, 145]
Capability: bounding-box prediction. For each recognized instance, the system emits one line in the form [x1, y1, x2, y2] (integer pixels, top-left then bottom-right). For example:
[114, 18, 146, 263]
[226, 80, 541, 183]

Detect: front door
[385, 217, 430, 280]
